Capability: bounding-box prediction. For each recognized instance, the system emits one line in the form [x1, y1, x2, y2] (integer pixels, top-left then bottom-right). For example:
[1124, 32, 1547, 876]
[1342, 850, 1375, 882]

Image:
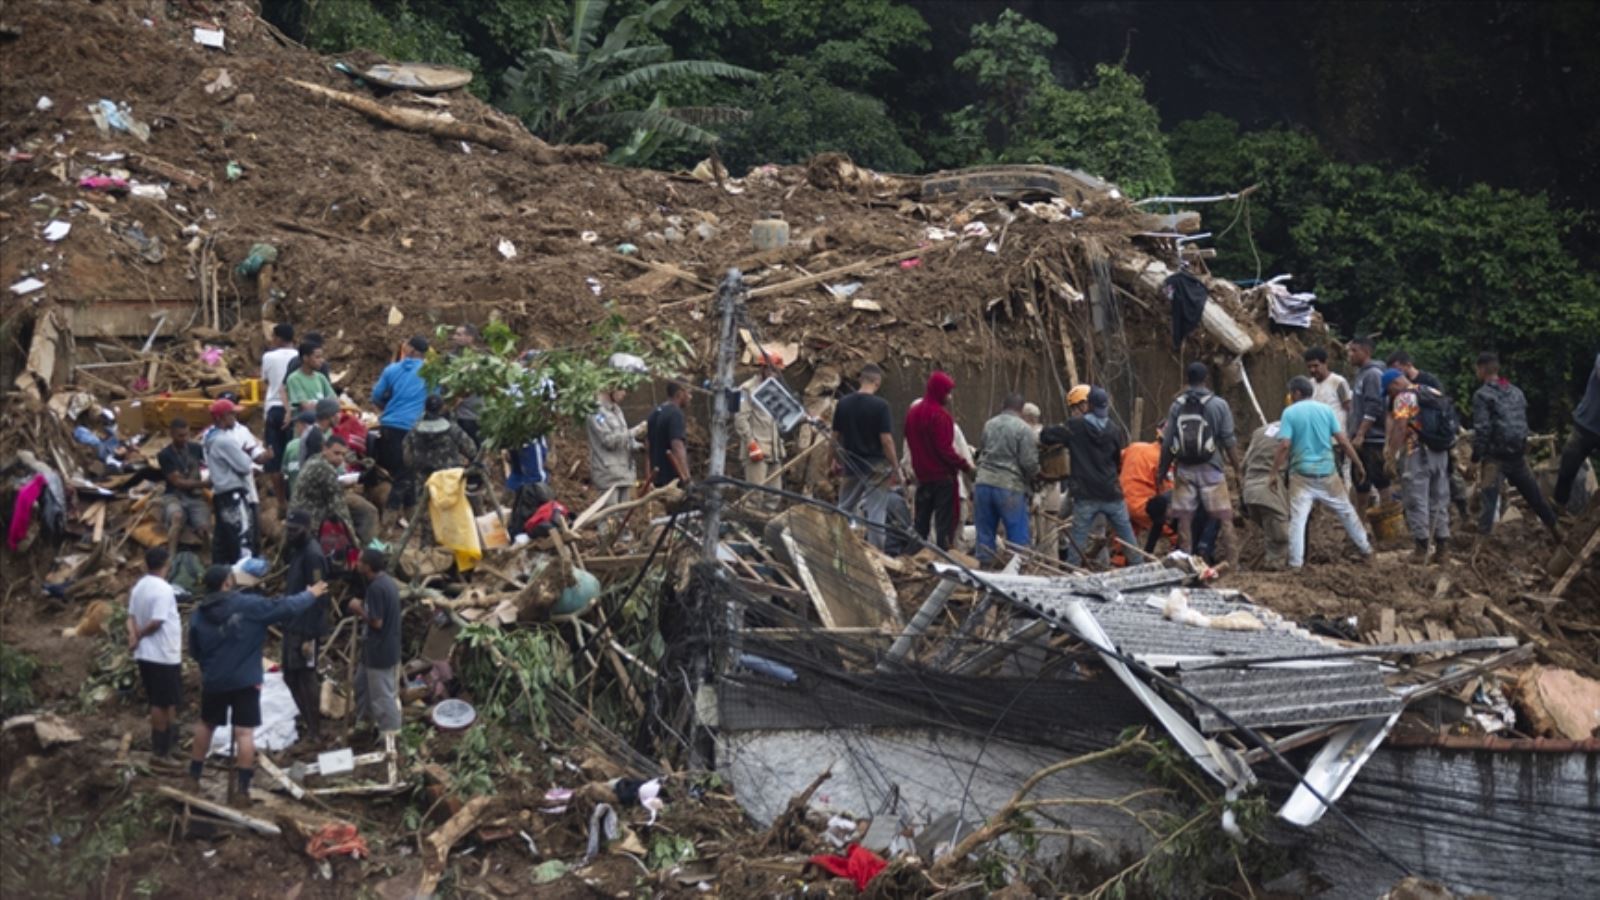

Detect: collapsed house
[2, 2, 1599, 897]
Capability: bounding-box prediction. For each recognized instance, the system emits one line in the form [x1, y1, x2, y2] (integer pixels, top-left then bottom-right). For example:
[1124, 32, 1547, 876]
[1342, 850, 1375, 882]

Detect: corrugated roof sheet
[1179, 666, 1402, 732]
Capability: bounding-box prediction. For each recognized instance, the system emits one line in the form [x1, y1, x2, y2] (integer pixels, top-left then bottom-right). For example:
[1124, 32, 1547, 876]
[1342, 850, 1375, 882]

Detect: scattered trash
[87, 99, 150, 142]
[78, 175, 129, 193]
[851, 298, 883, 312]
[430, 698, 477, 732]
[235, 243, 278, 276]
[225, 161, 244, 181]
[540, 787, 573, 815]
[199, 346, 224, 366]
[608, 352, 649, 374]
[130, 183, 167, 201]
[825, 282, 862, 299]
[532, 860, 570, 885]
[808, 844, 887, 891]
[984, 239, 1000, 254]
[192, 26, 225, 50]
[496, 239, 517, 259]
[118, 224, 164, 263]
[616, 242, 638, 255]
[899, 257, 921, 269]
[42, 220, 70, 242]
[10, 277, 45, 296]
[202, 69, 234, 96]
[387, 306, 405, 326]
[580, 230, 599, 244]
[694, 221, 718, 241]
[751, 215, 789, 250]
[585, 276, 602, 296]
[961, 221, 991, 239]
[305, 822, 369, 860]
[35, 96, 52, 112]
[359, 62, 473, 93]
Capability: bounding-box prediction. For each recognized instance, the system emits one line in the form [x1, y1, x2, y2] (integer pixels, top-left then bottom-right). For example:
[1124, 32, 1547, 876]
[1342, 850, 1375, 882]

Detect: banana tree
[502, 0, 756, 158]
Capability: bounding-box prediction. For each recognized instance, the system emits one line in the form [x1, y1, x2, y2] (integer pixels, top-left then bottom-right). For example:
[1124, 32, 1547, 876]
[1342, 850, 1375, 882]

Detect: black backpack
[1415, 386, 1459, 452]
[1170, 391, 1217, 465]
[1485, 384, 1530, 456]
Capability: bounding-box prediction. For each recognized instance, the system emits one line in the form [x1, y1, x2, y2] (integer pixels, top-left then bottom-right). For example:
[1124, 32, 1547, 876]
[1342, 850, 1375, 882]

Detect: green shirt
[285, 369, 335, 409]
[284, 436, 305, 496]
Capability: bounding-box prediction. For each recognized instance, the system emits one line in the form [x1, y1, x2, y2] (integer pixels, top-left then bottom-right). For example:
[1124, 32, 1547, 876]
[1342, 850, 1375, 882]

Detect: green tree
[1006, 64, 1173, 198]
[501, 0, 758, 159]
[952, 8, 1056, 144]
[718, 68, 923, 174]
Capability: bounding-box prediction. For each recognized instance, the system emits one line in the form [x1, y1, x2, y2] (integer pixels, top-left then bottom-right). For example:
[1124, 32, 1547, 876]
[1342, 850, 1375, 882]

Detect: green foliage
[0, 643, 38, 717]
[1005, 65, 1174, 198]
[646, 833, 697, 870]
[304, 0, 484, 94]
[718, 68, 923, 174]
[457, 623, 573, 737]
[1168, 114, 1600, 424]
[953, 8, 1057, 137]
[501, 0, 758, 157]
[447, 720, 530, 797]
[1, 787, 165, 890]
[421, 315, 687, 452]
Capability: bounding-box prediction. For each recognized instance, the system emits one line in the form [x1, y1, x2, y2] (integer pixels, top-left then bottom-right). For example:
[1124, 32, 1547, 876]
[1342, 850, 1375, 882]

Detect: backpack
[1415, 386, 1459, 452]
[1170, 391, 1216, 465]
[1486, 384, 1529, 456]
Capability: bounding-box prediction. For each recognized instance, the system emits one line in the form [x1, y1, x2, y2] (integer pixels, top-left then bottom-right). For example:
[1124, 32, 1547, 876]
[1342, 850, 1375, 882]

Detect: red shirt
[904, 372, 970, 483]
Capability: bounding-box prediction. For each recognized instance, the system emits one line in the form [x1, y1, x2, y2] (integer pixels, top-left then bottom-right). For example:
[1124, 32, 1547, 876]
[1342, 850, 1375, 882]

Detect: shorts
[200, 685, 262, 729]
[1355, 443, 1391, 492]
[1170, 464, 1234, 520]
[137, 661, 183, 709]
[161, 493, 211, 534]
[263, 406, 289, 473]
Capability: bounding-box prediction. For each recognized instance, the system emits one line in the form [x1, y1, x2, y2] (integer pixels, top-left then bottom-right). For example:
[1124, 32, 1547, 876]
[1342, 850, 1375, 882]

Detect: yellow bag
[426, 468, 482, 571]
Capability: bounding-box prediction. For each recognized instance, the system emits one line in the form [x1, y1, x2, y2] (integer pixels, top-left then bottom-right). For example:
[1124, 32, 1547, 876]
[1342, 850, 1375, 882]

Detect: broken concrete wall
[719, 727, 1167, 866]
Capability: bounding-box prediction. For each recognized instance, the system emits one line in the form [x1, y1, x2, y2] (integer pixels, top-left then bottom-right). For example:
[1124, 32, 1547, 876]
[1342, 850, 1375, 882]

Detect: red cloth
[306, 821, 368, 860]
[808, 843, 887, 891]
[6, 474, 46, 551]
[332, 412, 368, 456]
[904, 372, 969, 483]
[522, 500, 570, 534]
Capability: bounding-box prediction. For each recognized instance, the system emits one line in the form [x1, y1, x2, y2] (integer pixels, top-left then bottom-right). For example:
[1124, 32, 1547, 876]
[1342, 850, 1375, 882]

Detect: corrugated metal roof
[1179, 666, 1402, 732]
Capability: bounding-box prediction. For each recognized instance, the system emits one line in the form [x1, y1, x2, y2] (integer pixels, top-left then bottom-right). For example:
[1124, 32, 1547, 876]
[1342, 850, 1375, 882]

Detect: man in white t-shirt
[1304, 345, 1354, 480]
[261, 323, 300, 503]
[127, 547, 183, 765]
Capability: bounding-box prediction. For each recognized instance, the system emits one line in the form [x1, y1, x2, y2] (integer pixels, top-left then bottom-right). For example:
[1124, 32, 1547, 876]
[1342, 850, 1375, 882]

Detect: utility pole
[702, 269, 745, 560]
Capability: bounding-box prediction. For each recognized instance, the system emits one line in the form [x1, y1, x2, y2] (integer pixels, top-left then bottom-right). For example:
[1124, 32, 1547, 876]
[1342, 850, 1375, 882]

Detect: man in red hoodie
[905, 371, 973, 549]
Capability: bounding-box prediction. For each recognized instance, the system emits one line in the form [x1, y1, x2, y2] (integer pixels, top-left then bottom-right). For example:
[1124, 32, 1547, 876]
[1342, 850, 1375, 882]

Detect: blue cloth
[1066, 498, 1138, 567]
[370, 358, 428, 430]
[73, 425, 120, 463]
[974, 483, 1030, 563]
[188, 589, 317, 694]
[507, 437, 550, 491]
[1277, 400, 1342, 477]
[1380, 368, 1404, 395]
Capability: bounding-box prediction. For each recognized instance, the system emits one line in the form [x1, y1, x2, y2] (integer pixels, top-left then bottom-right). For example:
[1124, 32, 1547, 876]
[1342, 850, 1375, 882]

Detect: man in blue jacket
[187, 561, 326, 801]
[371, 335, 431, 513]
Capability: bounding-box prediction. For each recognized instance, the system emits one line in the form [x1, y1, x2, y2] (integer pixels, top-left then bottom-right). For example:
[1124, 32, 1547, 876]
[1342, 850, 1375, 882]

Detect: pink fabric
[7, 475, 46, 551]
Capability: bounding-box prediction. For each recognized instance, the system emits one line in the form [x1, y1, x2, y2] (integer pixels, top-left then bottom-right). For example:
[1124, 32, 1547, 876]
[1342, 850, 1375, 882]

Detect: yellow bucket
[1370, 501, 1406, 542]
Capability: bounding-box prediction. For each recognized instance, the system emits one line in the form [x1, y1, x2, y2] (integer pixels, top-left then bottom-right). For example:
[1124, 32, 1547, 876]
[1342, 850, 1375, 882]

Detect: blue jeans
[1066, 498, 1138, 567]
[974, 483, 1030, 563]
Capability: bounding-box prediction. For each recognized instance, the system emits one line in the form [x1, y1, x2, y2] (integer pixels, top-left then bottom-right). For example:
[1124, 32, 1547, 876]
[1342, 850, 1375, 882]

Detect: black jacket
[1064, 416, 1128, 502]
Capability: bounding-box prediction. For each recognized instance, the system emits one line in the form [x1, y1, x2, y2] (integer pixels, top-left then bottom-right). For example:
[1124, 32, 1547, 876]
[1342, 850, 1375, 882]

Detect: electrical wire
[700, 473, 1417, 877]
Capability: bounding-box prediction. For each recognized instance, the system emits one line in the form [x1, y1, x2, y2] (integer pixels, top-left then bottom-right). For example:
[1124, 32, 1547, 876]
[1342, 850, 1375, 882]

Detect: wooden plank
[257, 755, 306, 800]
[663, 247, 932, 309]
[155, 785, 282, 835]
[781, 527, 836, 629]
[1552, 526, 1600, 598]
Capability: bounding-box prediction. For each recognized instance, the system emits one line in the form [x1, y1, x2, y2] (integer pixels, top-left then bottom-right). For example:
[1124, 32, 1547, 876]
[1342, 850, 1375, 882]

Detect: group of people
[822, 344, 1596, 573]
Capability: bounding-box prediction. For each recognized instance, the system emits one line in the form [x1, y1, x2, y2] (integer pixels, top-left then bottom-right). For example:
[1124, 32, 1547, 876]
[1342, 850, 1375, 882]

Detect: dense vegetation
[269, 0, 1599, 426]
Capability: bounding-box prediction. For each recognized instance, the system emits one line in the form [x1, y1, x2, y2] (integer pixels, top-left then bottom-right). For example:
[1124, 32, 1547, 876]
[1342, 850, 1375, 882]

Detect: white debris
[43, 220, 71, 242]
[496, 239, 517, 259]
[10, 277, 45, 296]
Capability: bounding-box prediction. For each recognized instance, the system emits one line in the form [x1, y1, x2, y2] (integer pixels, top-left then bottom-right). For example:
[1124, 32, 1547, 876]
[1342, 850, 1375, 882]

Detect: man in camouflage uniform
[403, 395, 478, 488]
[291, 435, 373, 547]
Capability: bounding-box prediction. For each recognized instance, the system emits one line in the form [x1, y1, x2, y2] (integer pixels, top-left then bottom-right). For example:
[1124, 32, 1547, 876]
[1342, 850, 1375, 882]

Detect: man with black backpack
[1471, 352, 1560, 541]
[1384, 369, 1458, 563]
[1157, 363, 1243, 569]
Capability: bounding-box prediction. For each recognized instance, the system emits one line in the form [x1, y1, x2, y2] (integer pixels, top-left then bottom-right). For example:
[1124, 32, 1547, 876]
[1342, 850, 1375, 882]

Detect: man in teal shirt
[1274, 376, 1374, 569]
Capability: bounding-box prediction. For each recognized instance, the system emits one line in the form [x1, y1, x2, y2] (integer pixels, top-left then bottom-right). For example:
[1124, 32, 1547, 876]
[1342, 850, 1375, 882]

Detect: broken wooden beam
[129, 153, 213, 191]
[155, 784, 282, 836]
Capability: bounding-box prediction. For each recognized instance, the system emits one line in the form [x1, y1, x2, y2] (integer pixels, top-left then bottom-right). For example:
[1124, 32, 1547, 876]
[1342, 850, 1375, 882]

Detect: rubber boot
[1408, 540, 1430, 563]
[1432, 541, 1450, 565]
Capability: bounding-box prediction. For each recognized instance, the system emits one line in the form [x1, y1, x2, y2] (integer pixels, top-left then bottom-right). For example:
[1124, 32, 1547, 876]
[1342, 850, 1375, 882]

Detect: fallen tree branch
[931, 731, 1151, 879]
[285, 78, 602, 164]
[416, 795, 493, 896]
